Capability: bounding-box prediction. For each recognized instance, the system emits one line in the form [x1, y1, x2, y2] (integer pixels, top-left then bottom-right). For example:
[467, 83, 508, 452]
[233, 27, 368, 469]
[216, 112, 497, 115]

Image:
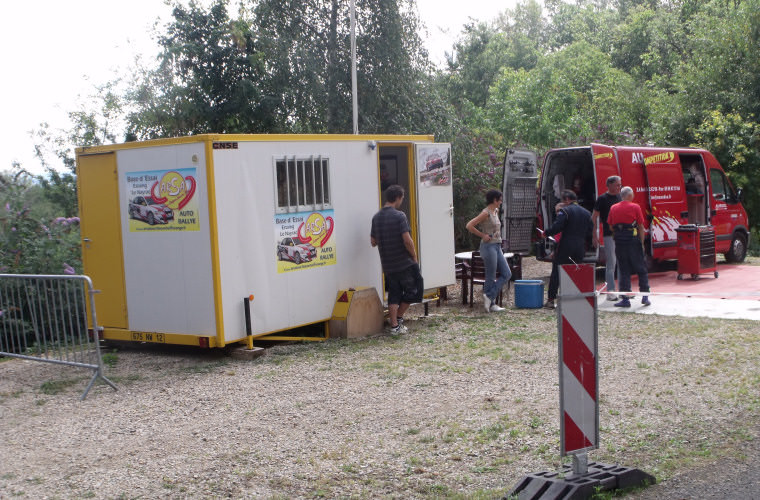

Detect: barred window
[274, 156, 331, 213]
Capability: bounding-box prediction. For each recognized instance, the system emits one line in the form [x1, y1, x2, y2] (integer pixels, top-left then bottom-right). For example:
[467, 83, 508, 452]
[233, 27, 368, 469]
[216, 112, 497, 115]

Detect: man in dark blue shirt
[371, 185, 422, 334]
[544, 190, 593, 309]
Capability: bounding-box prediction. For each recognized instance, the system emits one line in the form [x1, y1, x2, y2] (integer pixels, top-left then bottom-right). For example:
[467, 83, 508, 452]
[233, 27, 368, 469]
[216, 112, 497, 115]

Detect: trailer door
[414, 143, 455, 289]
[77, 152, 128, 328]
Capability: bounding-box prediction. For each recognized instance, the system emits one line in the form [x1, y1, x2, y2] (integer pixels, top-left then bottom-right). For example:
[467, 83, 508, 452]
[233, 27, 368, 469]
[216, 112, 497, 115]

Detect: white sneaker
[387, 324, 408, 336]
[606, 294, 619, 301]
[483, 294, 492, 313]
[490, 304, 506, 312]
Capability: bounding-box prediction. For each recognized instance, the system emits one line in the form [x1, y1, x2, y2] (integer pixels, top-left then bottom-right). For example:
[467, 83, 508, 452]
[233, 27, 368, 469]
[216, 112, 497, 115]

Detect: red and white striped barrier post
[558, 263, 598, 473]
[507, 263, 655, 498]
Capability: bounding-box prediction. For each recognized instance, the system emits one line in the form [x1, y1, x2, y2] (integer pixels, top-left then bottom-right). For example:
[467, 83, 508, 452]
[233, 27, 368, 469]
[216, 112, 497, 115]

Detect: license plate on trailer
[131, 332, 166, 343]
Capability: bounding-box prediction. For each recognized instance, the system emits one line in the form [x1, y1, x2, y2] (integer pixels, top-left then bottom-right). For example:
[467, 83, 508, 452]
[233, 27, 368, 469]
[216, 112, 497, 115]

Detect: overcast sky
[1, 0, 517, 175]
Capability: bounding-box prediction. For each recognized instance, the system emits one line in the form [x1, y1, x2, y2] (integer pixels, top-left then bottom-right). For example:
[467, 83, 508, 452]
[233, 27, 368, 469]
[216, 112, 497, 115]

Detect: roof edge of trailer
[75, 133, 437, 156]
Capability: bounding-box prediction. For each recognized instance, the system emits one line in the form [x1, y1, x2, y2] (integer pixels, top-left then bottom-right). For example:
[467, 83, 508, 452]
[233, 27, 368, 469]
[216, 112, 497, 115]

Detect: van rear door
[590, 144, 619, 261]
[590, 144, 619, 194]
[643, 150, 686, 260]
[501, 149, 538, 254]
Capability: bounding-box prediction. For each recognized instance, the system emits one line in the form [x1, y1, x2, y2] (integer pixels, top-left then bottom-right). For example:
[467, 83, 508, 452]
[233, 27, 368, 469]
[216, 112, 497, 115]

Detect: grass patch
[101, 350, 119, 368]
[39, 378, 81, 395]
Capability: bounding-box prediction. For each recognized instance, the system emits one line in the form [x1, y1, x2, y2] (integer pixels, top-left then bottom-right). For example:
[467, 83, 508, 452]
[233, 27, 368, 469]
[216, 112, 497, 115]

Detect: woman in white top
[466, 189, 512, 312]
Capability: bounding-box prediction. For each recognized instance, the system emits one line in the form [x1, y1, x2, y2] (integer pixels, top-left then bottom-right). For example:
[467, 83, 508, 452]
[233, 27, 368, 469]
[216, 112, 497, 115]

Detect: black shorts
[385, 264, 424, 305]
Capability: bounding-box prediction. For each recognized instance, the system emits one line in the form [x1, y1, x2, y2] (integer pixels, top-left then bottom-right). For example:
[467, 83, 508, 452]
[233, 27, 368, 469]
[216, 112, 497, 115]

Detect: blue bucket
[514, 280, 544, 308]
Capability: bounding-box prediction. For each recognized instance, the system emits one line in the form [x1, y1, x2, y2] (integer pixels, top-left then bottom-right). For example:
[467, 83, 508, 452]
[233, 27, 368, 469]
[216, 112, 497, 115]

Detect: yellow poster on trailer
[275, 210, 336, 273]
[125, 168, 200, 232]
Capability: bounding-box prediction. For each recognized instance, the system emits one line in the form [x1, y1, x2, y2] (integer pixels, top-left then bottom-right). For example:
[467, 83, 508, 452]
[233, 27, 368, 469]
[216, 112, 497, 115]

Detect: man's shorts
[385, 264, 424, 305]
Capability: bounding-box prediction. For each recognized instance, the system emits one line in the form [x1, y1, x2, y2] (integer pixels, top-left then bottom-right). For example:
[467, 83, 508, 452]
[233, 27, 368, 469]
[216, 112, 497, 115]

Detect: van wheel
[724, 232, 747, 263]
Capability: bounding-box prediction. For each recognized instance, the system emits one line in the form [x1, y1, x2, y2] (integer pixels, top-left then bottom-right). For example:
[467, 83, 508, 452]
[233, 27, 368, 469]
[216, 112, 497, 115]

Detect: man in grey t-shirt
[592, 175, 622, 301]
[371, 185, 422, 335]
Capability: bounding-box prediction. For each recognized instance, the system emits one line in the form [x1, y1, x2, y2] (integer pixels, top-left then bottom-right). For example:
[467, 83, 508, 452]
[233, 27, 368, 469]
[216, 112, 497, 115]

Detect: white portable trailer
[76, 134, 455, 348]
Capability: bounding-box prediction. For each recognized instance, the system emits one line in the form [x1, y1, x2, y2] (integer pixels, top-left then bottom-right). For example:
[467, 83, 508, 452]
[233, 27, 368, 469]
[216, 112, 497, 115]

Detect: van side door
[642, 151, 687, 261]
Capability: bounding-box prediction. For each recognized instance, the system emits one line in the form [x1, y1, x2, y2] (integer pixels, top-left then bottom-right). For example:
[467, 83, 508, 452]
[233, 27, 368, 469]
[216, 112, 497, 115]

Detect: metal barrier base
[82, 370, 118, 401]
[506, 461, 655, 500]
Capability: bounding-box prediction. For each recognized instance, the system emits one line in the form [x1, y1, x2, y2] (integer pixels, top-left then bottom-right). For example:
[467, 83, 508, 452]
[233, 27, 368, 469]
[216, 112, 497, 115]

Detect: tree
[444, 0, 544, 109]
[124, 0, 437, 138]
[252, 0, 434, 134]
[31, 82, 124, 218]
[645, 0, 760, 145]
[692, 110, 760, 236]
[544, 0, 618, 52]
[610, 5, 687, 81]
[486, 41, 644, 150]
[126, 0, 280, 138]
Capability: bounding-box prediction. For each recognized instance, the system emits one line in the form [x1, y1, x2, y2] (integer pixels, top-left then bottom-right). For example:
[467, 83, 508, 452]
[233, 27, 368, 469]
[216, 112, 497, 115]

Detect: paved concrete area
[598, 294, 760, 321]
[596, 261, 760, 321]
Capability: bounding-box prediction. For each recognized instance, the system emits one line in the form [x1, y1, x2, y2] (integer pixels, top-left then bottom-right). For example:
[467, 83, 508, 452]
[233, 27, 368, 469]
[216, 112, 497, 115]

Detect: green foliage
[449, 122, 505, 250]
[126, 0, 439, 138]
[544, 0, 618, 51]
[126, 0, 278, 137]
[102, 351, 119, 368]
[40, 379, 80, 395]
[646, 0, 760, 144]
[0, 169, 81, 275]
[445, 1, 544, 109]
[486, 41, 644, 150]
[692, 110, 760, 233]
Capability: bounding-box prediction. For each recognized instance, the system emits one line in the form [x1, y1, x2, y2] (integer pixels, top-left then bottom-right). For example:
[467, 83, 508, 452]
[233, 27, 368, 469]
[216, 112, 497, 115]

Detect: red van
[502, 144, 749, 266]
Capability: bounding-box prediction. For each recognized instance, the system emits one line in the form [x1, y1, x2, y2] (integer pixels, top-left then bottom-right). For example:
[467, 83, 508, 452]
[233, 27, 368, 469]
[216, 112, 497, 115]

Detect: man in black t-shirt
[592, 175, 622, 301]
[371, 185, 422, 335]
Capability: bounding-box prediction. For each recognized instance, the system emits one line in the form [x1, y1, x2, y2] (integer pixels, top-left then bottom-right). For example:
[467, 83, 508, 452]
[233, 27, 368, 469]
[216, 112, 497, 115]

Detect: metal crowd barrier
[0, 274, 117, 400]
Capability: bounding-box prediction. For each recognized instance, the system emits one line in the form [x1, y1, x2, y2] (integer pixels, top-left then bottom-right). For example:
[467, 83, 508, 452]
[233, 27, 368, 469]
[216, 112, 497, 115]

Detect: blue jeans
[479, 242, 511, 301]
[603, 235, 617, 293]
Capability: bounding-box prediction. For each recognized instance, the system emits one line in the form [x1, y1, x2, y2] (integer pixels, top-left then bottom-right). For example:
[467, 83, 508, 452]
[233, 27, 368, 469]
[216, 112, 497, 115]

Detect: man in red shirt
[607, 186, 651, 308]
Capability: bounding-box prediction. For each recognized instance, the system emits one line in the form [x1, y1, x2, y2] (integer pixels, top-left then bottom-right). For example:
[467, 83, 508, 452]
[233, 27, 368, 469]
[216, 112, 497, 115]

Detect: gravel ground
[1, 258, 759, 499]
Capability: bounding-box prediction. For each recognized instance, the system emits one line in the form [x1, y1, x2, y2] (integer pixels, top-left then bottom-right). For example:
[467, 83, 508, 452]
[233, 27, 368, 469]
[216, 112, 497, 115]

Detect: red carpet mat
[598, 262, 760, 300]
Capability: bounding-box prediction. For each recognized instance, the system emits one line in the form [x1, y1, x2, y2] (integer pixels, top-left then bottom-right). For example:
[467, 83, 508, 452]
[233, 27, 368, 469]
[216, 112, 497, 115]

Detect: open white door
[414, 143, 455, 289]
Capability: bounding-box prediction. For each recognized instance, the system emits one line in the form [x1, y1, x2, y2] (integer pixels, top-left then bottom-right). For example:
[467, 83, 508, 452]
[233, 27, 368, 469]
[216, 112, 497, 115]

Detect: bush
[0, 169, 82, 275]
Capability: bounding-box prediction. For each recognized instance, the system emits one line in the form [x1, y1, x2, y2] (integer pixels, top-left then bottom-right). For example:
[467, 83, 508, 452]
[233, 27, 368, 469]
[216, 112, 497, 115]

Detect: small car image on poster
[126, 169, 200, 232]
[417, 144, 452, 187]
[275, 210, 336, 273]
